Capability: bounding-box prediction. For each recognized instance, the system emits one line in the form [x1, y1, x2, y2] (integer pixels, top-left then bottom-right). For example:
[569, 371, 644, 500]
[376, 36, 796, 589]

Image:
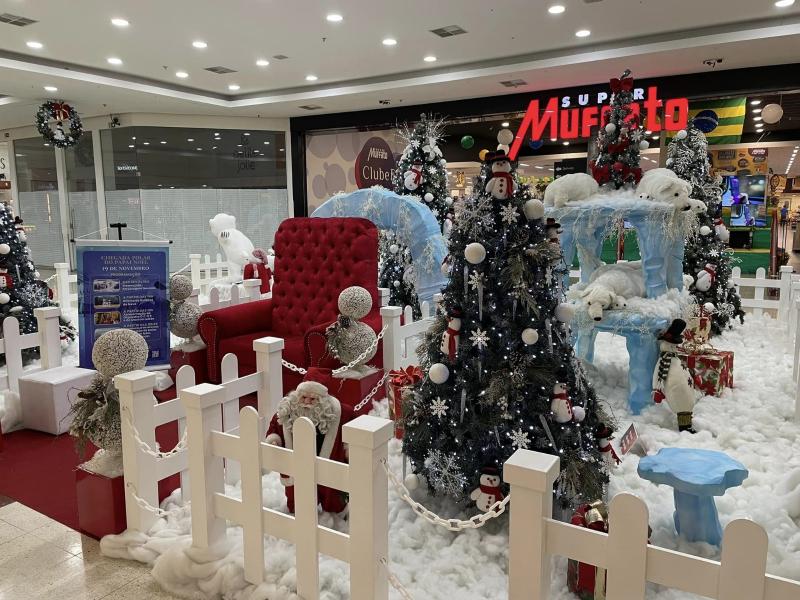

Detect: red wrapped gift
[567, 501, 608, 600]
[387, 366, 422, 439]
[677, 349, 734, 397]
[331, 369, 386, 418]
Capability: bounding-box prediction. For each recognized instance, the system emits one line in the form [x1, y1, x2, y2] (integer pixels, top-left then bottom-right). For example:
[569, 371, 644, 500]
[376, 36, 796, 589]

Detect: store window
[64, 132, 100, 262]
[100, 126, 289, 270]
[14, 137, 65, 266]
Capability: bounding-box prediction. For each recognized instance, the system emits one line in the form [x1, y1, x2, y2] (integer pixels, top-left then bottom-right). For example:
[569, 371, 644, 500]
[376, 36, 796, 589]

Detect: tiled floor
[0, 502, 180, 600]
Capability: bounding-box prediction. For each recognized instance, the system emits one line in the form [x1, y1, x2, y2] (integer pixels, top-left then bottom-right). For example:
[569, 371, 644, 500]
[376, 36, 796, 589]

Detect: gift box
[677, 349, 734, 397]
[567, 501, 608, 600]
[387, 366, 422, 439]
[75, 466, 127, 539]
[331, 368, 386, 418]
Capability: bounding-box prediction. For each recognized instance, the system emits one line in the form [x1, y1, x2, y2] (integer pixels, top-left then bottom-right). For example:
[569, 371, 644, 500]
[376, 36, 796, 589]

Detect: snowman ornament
[695, 263, 717, 292]
[484, 150, 517, 200]
[469, 466, 504, 511]
[550, 382, 574, 423]
[594, 423, 620, 469]
[404, 160, 425, 192]
[440, 308, 462, 362]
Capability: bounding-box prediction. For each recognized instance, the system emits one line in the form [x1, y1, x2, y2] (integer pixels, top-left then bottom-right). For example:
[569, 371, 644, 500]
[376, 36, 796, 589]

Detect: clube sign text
[508, 86, 689, 161]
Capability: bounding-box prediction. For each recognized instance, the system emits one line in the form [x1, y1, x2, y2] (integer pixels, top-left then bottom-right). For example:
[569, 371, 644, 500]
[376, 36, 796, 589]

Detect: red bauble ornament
[612, 161, 625, 172]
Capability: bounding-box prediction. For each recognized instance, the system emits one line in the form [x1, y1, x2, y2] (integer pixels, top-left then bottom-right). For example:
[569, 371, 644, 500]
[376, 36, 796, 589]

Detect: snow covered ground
[94, 313, 800, 599]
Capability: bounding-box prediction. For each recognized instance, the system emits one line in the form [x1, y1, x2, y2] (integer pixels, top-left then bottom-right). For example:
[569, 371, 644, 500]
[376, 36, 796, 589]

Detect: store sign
[116, 164, 139, 172]
[355, 137, 395, 188]
[711, 148, 768, 176]
[76, 240, 170, 370]
[508, 86, 690, 160]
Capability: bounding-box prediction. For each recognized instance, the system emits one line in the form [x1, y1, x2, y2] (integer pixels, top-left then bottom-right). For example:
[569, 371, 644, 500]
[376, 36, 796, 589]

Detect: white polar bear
[209, 213, 255, 280]
[568, 248, 646, 321]
[636, 168, 706, 213]
[543, 173, 599, 208]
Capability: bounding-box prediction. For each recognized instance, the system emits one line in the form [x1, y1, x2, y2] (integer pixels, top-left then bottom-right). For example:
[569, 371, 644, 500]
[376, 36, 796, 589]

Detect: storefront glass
[64, 132, 100, 263]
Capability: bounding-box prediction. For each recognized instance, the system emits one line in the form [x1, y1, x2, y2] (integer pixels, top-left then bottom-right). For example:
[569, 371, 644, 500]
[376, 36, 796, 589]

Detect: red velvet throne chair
[197, 217, 383, 393]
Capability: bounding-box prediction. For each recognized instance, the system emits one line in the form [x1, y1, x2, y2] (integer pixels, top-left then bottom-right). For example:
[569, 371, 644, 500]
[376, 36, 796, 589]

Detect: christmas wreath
[35, 101, 83, 148]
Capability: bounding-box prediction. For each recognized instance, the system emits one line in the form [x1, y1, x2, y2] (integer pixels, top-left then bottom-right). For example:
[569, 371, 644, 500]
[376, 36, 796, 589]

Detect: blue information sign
[76, 240, 170, 369]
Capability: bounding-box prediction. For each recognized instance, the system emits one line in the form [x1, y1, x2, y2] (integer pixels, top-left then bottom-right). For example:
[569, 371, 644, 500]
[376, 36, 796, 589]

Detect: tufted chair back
[271, 217, 379, 337]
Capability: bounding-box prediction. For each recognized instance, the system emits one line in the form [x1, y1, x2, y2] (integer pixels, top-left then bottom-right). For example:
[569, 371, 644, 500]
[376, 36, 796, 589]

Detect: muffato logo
[355, 137, 395, 189]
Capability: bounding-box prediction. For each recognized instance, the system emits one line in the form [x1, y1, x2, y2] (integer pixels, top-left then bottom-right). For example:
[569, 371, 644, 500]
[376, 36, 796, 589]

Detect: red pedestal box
[331, 369, 386, 417]
[75, 467, 126, 539]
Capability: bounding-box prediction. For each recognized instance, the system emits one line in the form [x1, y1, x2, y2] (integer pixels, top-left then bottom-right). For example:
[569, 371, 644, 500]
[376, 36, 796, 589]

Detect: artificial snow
[98, 314, 800, 599]
[80, 448, 124, 478]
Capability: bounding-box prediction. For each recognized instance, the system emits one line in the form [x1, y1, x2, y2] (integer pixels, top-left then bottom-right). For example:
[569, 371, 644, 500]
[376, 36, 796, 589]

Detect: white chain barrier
[353, 371, 390, 413]
[282, 325, 388, 376]
[125, 482, 191, 518]
[122, 406, 189, 459]
[381, 459, 511, 531]
[380, 557, 415, 600]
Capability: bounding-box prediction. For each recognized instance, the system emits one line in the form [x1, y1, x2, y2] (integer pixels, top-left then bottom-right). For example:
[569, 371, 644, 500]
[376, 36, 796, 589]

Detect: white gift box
[20, 366, 96, 435]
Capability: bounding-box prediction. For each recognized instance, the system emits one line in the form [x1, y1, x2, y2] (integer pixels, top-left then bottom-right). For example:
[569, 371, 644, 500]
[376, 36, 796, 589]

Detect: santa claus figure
[243, 248, 272, 294]
[266, 368, 354, 513]
[594, 423, 620, 469]
[484, 150, 517, 200]
[469, 466, 504, 511]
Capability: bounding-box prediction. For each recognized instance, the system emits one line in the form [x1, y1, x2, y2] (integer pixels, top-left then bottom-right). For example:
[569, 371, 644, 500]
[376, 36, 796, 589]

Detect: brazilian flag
[686, 98, 747, 145]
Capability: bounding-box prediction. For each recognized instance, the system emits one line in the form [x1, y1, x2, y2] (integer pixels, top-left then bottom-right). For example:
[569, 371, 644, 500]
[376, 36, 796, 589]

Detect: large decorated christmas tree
[666, 122, 744, 334]
[379, 114, 450, 313]
[591, 70, 648, 189]
[403, 144, 610, 508]
[0, 203, 75, 361]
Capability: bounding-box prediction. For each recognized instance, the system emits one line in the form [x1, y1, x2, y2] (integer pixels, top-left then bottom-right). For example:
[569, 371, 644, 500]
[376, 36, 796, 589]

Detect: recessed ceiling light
[131, 136, 136, 140]
[175, 71, 189, 78]
[775, 0, 795, 7]
[264, 141, 270, 145]
[280, 148, 285, 152]
[423, 55, 437, 63]
[192, 40, 207, 49]
[43, 86, 58, 92]
[107, 57, 123, 65]
[563, 141, 570, 146]
[213, 132, 219, 135]
[754, 116, 763, 121]
[143, 142, 150, 145]
[26, 41, 43, 49]
[326, 13, 343, 22]
[43, 143, 50, 147]
[548, 5, 566, 14]
[228, 84, 240, 91]
[237, 144, 242, 147]
[196, 147, 203, 151]
[187, 138, 194, 142]
[575, 29, 591, 38]
[256, 59, 270, 67]
[212, 146, 218, 150]
[128, 144, 134, 148]
[501, 121, 510, 127]
[550, 138, 557, 142]
[305, 74, 318, 81]
[750, 99, 762, 105]
[111, 18, 129, 28]
[382, 38, 397, 46]
[160, 140, 166, 144]
[752, 108, 762, 113]
[243, 132, 250, 136]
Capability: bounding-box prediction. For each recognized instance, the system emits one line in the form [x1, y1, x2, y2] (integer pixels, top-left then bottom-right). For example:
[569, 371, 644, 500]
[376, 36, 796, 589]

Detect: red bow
[609, 77, 634, 93]
[389, 366, 423, 387]
[50, 102, 71, 121]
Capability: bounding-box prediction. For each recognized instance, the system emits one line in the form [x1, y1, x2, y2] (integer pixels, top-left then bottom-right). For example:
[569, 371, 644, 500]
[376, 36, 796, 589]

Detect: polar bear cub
[543, 173, 600, 208]
[636, 168, 705, 212]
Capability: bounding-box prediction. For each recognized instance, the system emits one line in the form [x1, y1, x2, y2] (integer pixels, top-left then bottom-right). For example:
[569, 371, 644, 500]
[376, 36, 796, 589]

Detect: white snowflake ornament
[500, 203, 519, 225]
[470, 328, 489, 350]
[430, 398, 448, 419]
[510, 428, 531, 450]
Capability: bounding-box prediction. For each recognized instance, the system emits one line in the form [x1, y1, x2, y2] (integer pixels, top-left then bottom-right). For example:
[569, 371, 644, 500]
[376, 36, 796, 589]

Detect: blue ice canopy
[311, 187, 448, 304]
[638, 447, 748, 497]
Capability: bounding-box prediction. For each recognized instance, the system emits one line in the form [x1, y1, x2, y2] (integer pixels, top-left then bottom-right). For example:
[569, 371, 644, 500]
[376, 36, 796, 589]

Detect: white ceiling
[0, 0, 799, 128]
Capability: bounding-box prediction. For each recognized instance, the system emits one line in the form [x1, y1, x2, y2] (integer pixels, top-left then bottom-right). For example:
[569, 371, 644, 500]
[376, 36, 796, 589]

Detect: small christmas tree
[379, 114, 450, 312]
[591, 70, 647, 189]
[403, 147, 610, 509]
[667, 122, 744, 334]
[0, 203, 75, 361]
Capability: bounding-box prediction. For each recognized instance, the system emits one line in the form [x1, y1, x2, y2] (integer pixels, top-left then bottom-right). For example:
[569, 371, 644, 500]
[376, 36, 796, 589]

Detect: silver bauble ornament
[92, 329, 148, 379]
[338, 286, 372, 319]
[464, 242, 486, 265]
[428, 363, 449, 384]
[497, 128, 514, 145]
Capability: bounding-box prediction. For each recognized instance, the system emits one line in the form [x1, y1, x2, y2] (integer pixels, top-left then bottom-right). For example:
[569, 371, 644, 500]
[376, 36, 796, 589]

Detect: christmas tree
[591, 70, 647, 189]
[378, 230, 420, 319]
[667, 122, 744, 334]
[0, 203, 75, 361]
[403, 147, 610, 508]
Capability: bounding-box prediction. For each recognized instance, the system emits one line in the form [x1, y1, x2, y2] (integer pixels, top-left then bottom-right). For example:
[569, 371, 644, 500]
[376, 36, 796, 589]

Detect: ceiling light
[519, 163, 529, 167]
[192, 40, 208, 49]
[752, 108, 762, 114]
[107, 57, 123, 65]
[26, 41, 43, 49]
[305, 74, 318, 81]
[213, 132, 219, 136]
[382, 38, 397, 46]
[256, 59, 270, 67]
[423, 55, 437, 63]
[43, 143, 50, 147]
[128, 144, 134, 148]
[563, 141, 570, 146]
[652, 135, 660, 140]
[237, 144, 242, 147]
[264, 141, 270, 145]
[645, 130, 653, 135]
[175, 71, 189, 78]
[548, 5, 566, 14]
[212, 146, 218, 150]
[775, 0, 795, 7]
[243, 132, 250, 136]
[143, 142, 150, 145]
[131, 136, 136, 140]
[326, 13, 343, 22]
[187, 138, 194, 142]
[43, 86, 58, 92]
[550, 138, 557, 142]
[196, 147, 203, 151]
[228, 84, 240, 91]
[501, 121, 510, 127]
[160, 141, 166, 144]
[750, 99, 762, 105]
[575, 29, 591, 38]
[754, 116, 763, 121]
[111, 18, 129, 28]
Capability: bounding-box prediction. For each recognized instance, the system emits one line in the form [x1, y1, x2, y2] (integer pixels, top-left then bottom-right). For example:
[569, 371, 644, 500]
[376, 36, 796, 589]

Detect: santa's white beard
[277, 393, 337, 434]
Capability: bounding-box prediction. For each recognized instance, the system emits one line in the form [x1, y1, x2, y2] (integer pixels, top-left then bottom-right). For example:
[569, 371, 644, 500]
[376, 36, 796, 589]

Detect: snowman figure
[695, 263, 716, 292]
[440, 308, 462, 362]
[713, 218, 730, 243]
[550, 382, 573, 423]
[594, 423, 620, 469]
[545, 218, 562, 245]
[403, 160, 425, 192]
[484, 150, 517, 200]
[469, 466, 504, 511]
[53, 123, 66, 141]
[652, 319, 697, 433]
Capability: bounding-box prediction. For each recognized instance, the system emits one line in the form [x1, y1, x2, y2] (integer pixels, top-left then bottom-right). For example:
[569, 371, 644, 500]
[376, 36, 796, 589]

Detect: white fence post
[3, 318, 24, 393]
[343, 415, 393, 600]
[380, 306, 402, 372]
[116, 370, 159, 533]
[717, 519, 768, 600]
[779, 265, 794, 325]
[181, 383, 228, 549]
[254, 336, 284, 421]
[54, 262, 71, 313]
[503, 449, 560, 600]
[189, 254, 201, 291]
[378, 287, 390, 307]
[605, 493, 650, 599]
[243, 278, 261, 300]
[294, 417, 321, 599]
[34, 307, 62, 370]
[239, 406, 265, 585]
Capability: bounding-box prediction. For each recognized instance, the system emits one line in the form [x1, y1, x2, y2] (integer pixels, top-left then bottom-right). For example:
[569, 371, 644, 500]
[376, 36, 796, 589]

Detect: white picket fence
[381, 295, 441, 371]
[189, 253, 233, 297]
[0, 307, 63, 393]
